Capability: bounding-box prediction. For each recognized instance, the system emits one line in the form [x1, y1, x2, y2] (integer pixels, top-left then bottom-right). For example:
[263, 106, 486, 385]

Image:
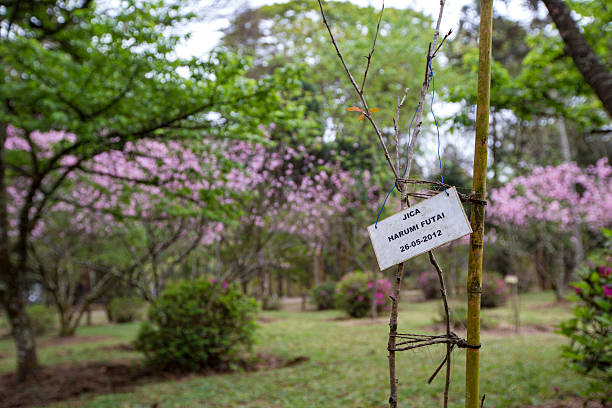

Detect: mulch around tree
[0, 353, 309, 408]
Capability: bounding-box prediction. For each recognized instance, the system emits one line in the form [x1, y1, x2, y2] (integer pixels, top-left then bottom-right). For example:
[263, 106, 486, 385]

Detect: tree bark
[0, 123, 38, 381]
[557, 118, 583, 280]
[541, 0, 612, 117]
[312, 244, 322, 286]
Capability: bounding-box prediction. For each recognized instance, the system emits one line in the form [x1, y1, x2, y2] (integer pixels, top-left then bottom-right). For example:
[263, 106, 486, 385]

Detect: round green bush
[27, 304, 56, 336]
[309, 281, 336, 310]
[108, 297, 145, 323]
[135, 278, 258, 372]
[335, 271, 391, 318]
[481, 273, 509, 308]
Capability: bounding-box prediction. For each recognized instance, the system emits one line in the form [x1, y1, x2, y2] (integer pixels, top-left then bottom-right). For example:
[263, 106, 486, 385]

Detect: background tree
[0, 0, 302, 380]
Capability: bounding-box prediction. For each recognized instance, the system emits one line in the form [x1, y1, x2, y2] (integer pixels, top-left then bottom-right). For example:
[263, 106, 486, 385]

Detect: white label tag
[367, 187, 472, 270]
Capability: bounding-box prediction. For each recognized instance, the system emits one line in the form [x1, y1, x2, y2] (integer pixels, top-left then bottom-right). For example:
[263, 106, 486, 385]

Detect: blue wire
[374, 62, 447, 228]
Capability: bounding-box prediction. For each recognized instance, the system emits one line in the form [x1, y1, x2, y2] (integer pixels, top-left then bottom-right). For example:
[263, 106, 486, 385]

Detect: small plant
[27, 304, 56, 336]
[335, 271, 391, 318]
[309, 281, 336, 310]
[135, 277, 258, 372]
[416, 270, 441, 300]
[559, 261, 611, 402]
[108, 297, 145, 323]
[481, 273, 509, 308]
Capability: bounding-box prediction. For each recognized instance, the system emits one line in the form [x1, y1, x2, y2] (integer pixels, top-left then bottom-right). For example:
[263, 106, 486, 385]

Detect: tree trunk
[0, 124, 38, 381]
[312, 244, 322, 286]
[534, 245, 550, 290]
[59, 317, 77, 337]
[557, 119, 584, 279]
[6, 300, 38, 381]
[541, 0, 612, 117]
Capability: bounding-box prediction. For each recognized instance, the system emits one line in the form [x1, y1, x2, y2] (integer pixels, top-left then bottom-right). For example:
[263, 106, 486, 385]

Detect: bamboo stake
[465, 1, 493, 407]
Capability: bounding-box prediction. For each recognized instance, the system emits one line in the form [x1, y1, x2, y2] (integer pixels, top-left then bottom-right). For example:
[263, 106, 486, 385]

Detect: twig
[428, 344, 455, 384]
[317, 0, 399, 180]
[404, 0, 447, 180]
[429, 251, 452, 408]
[480, 394, 486, 408]
[431, 29, 453, 59]
[394, 88, 409, 172]
[360, 2, 385, 94]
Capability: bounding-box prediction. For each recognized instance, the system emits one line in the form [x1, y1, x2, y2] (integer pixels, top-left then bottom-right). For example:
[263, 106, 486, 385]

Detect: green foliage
[26, 304, 56, 336]
[309, 281, 337, 310]
[481, 273, 509, 309]
[135, 278, 258, 372]
[559, 229, 612, 401]
[335, 271, 390, 318]
[107, 297, 145, 323]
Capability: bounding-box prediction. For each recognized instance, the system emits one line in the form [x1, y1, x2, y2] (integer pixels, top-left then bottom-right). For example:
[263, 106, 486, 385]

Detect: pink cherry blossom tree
[488, 158, 612, 298]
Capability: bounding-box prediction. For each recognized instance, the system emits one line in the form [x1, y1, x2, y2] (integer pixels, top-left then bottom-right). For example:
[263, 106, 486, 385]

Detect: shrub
[480, 273, 508, 308]
[416, 270, 441, 300]
[27, 304, 56, 336]
[560, 259, 611, 401]
[108, 297, 145, 323]
[309, 281, 336, 310]
[135, 278, 258, 372]
[335, 271, 391, 318]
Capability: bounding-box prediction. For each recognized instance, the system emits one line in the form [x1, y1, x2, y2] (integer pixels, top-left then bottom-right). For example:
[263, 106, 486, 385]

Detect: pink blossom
[604, 285, 612, 298]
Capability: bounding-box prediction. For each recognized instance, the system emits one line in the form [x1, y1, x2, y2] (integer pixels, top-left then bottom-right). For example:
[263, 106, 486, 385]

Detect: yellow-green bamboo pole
[466, 1, 493, 407]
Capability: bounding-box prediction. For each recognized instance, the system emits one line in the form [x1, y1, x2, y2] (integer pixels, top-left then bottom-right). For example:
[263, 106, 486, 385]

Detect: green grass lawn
[0, 292, 586, 408]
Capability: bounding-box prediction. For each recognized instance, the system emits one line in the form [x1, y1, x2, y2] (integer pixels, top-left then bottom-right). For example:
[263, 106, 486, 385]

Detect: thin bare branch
[316, 0, 398, 179]
[431, 29, 453, 59]
[404, 0, 447, 180]
[360, 1, 385, 93]
[429, 250, 452, 408]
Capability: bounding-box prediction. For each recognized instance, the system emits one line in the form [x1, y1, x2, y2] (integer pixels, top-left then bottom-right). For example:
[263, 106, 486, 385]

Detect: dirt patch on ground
[38, 335, 112, 348]
[0, 353, 309, 408]
[529, 397, 609, 407]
